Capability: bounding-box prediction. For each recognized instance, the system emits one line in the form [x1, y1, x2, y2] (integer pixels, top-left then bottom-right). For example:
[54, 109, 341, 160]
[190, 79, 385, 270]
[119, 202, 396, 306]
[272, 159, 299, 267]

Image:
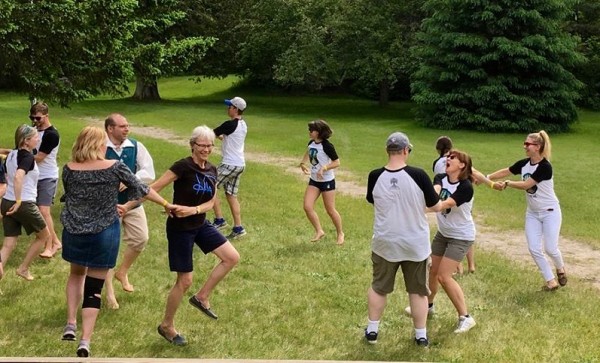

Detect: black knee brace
[82, 276, 104, 309]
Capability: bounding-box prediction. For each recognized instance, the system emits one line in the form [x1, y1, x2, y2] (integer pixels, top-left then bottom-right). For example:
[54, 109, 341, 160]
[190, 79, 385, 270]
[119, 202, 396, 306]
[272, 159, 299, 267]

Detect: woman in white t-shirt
[0, 124, 50, 281]
[432, 136, 453, 175]
[425, 150, 477, 333]
[433, 136, 476, 274]
[487, 130, 566, 291]
[299, 120, 344, 245]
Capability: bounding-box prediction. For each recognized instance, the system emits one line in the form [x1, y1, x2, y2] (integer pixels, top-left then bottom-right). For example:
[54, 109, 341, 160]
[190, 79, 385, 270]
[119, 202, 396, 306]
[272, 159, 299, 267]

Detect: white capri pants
[524, 206, 564, 282]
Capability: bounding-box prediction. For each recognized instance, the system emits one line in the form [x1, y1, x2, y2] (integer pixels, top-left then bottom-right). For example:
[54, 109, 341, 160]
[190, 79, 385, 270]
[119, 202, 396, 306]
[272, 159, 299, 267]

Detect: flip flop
[157, 325, 187, 346]
[189, 295, 218, 319]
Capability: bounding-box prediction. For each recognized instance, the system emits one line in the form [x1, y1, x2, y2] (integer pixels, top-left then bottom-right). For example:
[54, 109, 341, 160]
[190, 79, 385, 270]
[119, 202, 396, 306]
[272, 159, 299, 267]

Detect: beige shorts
[371, 252, 431, 296]
[121, 205, 149, 252]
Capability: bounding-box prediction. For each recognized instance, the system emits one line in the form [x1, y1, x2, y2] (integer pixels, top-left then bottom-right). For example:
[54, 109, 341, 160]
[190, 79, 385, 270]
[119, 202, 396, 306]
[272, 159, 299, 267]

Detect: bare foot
[106, 295, 120, 310]
[16, 269, 34, 281]
[39, 249, 53, 259]
[336, 232, 345, 245]
[310, 231, 325, 242]
[115, 272, 134, 292]
[51, 241, 63, 255]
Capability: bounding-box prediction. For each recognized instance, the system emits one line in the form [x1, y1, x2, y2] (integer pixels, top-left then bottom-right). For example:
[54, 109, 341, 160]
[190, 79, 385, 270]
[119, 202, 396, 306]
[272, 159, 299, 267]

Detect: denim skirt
[62, 219, 121, 268]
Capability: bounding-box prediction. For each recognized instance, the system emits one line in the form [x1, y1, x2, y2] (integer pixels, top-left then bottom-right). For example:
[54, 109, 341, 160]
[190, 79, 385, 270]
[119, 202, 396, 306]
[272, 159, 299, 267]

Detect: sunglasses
[29, 115, 45, 122]
[523, 142, 538, 147]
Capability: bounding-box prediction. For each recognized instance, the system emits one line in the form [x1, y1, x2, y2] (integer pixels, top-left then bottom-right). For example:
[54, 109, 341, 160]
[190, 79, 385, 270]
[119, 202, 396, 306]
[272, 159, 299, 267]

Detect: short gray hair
[189, 125, 216, 146]
[15, 124, 37, 148]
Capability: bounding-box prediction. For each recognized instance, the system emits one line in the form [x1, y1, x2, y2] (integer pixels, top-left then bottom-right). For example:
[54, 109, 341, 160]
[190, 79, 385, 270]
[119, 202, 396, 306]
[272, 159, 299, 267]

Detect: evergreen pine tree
[412, 0, 584, 132]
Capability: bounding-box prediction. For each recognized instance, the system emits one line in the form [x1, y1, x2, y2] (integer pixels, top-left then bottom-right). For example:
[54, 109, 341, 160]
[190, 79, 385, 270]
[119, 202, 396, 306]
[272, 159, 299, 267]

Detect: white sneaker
[404, 305, 435, 317]
[454, 316, 476, 333]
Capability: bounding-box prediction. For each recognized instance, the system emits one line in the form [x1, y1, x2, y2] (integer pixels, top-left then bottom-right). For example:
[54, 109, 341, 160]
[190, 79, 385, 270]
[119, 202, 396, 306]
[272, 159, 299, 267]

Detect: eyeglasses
[29, 115, 45, 122]
[194, 142, 214, 149]
[523, 142, 538, 147]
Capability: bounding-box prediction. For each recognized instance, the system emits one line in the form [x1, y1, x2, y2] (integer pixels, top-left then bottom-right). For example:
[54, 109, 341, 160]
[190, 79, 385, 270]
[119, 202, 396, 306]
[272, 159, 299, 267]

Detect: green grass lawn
[0, 77, 599, 361]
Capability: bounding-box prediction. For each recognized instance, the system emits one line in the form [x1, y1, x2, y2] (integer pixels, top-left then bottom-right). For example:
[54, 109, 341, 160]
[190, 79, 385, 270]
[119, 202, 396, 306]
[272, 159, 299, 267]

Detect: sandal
[542, 285, 560, 292]
[557, 271, 568, 287]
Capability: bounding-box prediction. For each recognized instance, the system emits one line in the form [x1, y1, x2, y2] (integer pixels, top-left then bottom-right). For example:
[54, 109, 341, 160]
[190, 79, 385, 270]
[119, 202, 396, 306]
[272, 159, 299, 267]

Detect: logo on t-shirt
[439, 188, 451, 216]
[523, 173, 537, 194]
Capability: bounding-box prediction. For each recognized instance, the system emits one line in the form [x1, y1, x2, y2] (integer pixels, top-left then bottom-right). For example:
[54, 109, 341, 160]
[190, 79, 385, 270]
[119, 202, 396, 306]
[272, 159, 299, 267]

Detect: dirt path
[96, 121, 600, 290]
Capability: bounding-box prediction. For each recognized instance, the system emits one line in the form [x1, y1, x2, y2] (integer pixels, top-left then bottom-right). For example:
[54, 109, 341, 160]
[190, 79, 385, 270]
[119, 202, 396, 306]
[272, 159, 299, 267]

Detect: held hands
[117, 204, 128, 217]
[492, 181, 506, 191]
[166, 204, 199, 218]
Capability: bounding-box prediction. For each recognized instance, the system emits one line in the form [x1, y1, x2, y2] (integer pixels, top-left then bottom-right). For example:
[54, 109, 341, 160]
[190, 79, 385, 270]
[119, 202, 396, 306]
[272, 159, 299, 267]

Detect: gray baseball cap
[386, 132, 412, 151]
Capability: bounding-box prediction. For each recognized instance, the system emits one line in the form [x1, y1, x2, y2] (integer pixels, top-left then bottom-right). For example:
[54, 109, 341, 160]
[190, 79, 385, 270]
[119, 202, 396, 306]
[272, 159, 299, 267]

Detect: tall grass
[0, 78, 599, 361]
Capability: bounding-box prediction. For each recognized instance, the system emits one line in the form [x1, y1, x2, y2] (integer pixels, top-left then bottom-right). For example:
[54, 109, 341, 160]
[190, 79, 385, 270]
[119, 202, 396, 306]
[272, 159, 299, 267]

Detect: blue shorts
[166, 220, 228, 273]
[308, 178, 336, 192]
[62, 219, 121, 268]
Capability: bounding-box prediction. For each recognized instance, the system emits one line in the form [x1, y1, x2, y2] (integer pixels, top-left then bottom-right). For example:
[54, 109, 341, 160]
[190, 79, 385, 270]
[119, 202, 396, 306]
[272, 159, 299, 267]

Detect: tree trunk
[133, 76, 161, 101]
[378, 80, 390, 107]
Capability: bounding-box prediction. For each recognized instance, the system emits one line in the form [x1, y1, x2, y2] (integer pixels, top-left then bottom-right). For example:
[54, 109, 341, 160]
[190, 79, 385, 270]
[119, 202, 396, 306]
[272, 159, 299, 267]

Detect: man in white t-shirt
[30, 102, 62, 258]
[212, 97, 248, 240]
[364, 132, 442, 347]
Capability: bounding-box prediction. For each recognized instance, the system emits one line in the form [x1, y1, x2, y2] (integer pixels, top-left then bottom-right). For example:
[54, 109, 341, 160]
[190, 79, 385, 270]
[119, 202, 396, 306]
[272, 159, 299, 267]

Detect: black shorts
[308, 178, 336, 192]
[166, 220, 227, 273]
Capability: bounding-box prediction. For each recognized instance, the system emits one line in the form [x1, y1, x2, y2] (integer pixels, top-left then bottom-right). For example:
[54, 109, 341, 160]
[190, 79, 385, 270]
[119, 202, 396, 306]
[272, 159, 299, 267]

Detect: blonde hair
[71, 126, 106, 163]
[15, 124, 37, 148]
[527, 130, 552, 160]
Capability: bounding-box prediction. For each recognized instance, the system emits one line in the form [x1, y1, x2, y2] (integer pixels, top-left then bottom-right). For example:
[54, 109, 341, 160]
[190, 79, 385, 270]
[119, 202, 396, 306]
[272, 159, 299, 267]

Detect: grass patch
[1, 78, 599, 361]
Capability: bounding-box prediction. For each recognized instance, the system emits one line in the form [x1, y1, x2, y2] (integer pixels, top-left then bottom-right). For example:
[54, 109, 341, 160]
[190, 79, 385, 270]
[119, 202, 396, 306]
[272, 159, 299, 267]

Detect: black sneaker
[364, 329, 378, 344]
[213, 218, 228, 230]
[414, 337, 429, 347]
[227, 226, 247, 240]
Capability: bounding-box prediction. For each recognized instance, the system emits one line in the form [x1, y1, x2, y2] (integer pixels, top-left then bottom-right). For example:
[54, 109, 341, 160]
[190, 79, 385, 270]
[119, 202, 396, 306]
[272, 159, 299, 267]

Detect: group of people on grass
[0, 96, 568, 355]
[0, 98, 248, 356]
[363, 130, 568, 347]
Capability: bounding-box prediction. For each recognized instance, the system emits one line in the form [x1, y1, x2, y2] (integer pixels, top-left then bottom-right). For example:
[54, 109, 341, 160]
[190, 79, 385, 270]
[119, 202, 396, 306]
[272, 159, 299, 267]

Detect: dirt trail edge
[107, 122, 600, 291]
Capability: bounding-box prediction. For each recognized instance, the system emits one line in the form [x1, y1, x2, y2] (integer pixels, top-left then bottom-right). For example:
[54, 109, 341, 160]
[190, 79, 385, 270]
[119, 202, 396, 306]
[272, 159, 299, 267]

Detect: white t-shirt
[307, 139, 338, 182]
[366, 165, 440, 262]
[509, 158, 559, 212]
[433, 173, 476, 241]
[5, 149, 39, 202]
